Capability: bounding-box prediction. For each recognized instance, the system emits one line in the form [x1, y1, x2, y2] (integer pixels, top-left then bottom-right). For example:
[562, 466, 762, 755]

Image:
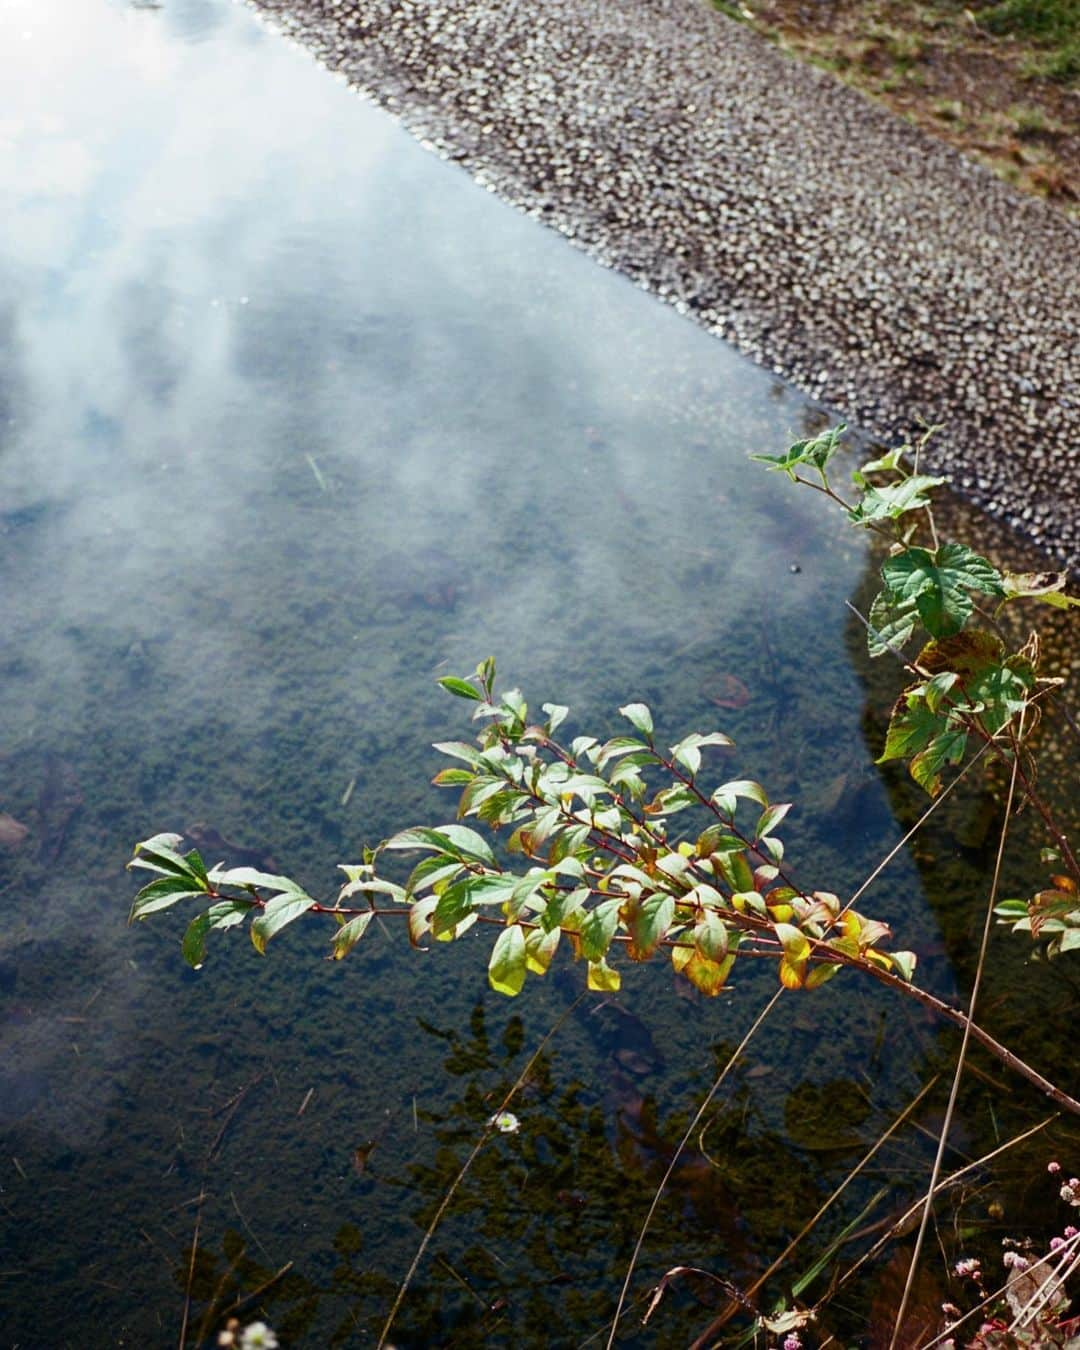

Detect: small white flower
[240, 1323, 279, 1350]
[489, 1111, 520, 1134]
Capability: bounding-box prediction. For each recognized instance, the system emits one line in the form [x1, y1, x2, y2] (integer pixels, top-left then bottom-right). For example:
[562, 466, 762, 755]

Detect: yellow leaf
[778, 956, 806, 989]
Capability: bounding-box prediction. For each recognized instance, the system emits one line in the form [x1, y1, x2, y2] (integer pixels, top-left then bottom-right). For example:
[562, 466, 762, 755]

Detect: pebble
[246, 0, 1080, 567]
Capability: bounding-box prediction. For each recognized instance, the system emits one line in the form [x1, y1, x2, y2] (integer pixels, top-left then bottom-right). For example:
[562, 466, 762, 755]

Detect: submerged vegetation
[130, 429, 1080, 1344]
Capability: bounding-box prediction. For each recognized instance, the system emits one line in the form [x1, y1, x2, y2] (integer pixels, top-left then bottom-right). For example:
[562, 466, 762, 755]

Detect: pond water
[2, 0, 1078, 1344]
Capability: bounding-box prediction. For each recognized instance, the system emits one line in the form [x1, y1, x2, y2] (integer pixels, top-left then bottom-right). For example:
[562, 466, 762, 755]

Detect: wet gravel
[248, 0, 1080, 566]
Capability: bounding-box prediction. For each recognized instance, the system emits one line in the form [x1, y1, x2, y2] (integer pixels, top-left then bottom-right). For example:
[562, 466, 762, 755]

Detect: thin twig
[692, 1076, 940, 1341]
[214, 1262, 293, 1321]
[889, 709, 1025, 1348]
[376, 993, 586, 1350]
[178, 1187, 207, 1350]
[608, 987, 784, 1350]
[819, 1113, 1056, 1313]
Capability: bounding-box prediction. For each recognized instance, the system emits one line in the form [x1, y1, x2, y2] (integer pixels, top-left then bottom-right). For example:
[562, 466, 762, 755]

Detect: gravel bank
[249, 0, 1080, 565]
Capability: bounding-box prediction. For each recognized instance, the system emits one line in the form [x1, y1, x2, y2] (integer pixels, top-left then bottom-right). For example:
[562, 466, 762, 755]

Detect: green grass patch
[977, 0, 1080, 81]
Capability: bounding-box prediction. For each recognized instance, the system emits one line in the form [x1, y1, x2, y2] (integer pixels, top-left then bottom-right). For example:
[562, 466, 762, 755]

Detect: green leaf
[130, 875, 208, 921]
[540, 886, 589, 933]
[804, 963, 840, 990]
[774, 923, 811, 963]
[587, 958, 621, 992]
[669, 732, 734, 778]
[625, 895, 675, 961]
[250, 891, 317, 954]
[432, 741, 484, 767]
[181, 900, 253, 967]
[437, 675, 482, 700]
[909, 728, 968, 796]
[579, 898, 621, 962]
[713, 779, 769, 809]
[207, 866, 301, 893]
[881, 543, 1004, 637]
[541, 702, 569, 732]
[525, 925, 561, 974]
[866, 590, 917, 658]
[968, 663, 1030, 734]
[878, 692, 947, 764]
[693, 909, 729, 962]
[331, 911, 374, 960]
[755, 803, 791, 840]
[848, 475, 946, 525]
[488, 925, 527, 996]
[618, 703, 654, 738]
[922, 672, 958, 714]
[408, 896, 438, 947]
[712, 849, 755, 894]
[683, 950, 736, 996]
[890, 951, 918, 981]
[385, 824, 495, 866]
[750, 424, 846, 479]
[129, 833, 201, 881]
[432, 767, 473, 786]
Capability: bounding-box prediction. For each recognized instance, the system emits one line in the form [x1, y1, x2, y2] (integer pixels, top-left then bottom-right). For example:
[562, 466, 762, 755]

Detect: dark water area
[2, 0, 1079, 1344]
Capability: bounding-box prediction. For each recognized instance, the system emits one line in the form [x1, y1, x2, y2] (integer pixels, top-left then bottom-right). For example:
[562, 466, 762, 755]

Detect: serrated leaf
[250, 891, 317, 954]
[750, 424, 846, 478]
[848, 475, 946, 525]
[909, 727, 968, 796]
[488, 925, 527, 996]
[878, 692, 947, 764]
[918, 629, 1003, 679]
[541, 702, 569, 732]
[881, 543, 1003, 637]
[866, 589, 918, 658]
[618, 703, 654, 737]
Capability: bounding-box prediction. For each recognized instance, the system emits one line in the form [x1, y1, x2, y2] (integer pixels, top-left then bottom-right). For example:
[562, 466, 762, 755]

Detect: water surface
[1, 1, 1076, 1343]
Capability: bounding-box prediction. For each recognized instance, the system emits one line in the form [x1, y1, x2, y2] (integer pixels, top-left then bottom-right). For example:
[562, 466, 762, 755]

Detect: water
[2, 0, 1078, 1343]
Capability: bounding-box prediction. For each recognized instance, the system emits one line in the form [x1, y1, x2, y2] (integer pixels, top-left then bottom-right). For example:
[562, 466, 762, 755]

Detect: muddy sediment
[249, 0, 1080, 565]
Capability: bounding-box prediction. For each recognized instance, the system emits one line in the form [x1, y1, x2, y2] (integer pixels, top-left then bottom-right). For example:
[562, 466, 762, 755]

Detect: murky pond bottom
[2, 0, 1079, 1344]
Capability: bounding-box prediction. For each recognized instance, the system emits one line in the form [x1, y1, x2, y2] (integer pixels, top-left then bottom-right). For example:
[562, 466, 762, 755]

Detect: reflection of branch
[890, 720, 1024, 1348]
[608, 987, 784, 1350]
[376, 992, 586, 1350]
